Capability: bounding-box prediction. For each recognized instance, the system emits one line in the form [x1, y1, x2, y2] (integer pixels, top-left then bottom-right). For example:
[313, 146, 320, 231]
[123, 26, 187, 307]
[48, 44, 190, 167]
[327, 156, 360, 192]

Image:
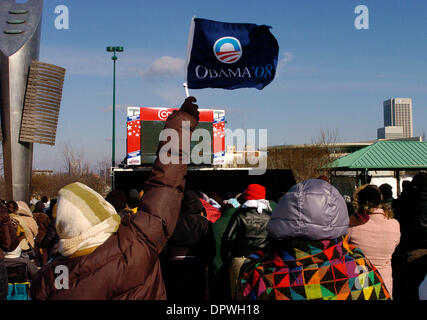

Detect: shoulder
[388, 217, 400, 226]
[31, 257, 71, 299]
[386, 217, 401, 233]
[238, 206, 258, 215]
[38, 212, 50, 223]
[185, 213, 210, 225]
[372, 214, 400, 228]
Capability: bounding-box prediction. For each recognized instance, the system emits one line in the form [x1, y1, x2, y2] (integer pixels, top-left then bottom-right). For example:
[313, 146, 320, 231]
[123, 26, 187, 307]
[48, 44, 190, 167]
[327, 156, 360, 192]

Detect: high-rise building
[382, 98, 413, 138]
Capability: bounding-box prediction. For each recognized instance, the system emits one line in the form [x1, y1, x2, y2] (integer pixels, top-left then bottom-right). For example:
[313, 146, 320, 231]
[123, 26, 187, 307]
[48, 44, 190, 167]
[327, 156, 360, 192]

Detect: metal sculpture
[0, 0, 44, 201]
[20, 61, 65, 146]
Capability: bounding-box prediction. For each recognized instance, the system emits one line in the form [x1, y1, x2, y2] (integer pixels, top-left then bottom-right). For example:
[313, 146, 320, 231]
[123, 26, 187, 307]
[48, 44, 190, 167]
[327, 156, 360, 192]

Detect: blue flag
[185, 18, 279, 90]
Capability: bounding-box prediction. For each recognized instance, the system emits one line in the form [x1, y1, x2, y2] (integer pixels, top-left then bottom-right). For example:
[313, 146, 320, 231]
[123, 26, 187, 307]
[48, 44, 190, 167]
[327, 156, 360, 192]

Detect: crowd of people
[0, 97, 426, 300]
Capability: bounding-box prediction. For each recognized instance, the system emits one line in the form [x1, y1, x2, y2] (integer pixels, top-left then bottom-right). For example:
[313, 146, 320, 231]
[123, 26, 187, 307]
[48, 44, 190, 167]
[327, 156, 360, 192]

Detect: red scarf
[349, 212, 370, 227]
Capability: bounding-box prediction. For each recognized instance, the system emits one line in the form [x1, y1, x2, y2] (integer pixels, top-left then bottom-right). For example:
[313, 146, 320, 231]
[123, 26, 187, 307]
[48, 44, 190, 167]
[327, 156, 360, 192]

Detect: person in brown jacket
[30, 96, 200, 300]
[0, 206, 20, 259]
[32, 201, 51, 266]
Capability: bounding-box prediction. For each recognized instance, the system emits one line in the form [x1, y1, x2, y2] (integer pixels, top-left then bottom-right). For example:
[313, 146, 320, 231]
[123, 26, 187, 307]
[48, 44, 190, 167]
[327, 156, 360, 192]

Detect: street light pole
[112, 53, 117, 168]
[106, 46, 123, 189]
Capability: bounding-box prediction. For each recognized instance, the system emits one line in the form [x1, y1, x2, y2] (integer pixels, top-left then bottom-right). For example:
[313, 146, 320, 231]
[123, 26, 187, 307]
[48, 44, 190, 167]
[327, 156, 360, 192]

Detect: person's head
[55, 182, 121, 257]
[379, 183, 393, 201]
[267, 179, 349, 241]
[6, 201, 18, 214]
[15, 201, 33, 217]
[34, 201, 46, 213]
[105, 189, 128, 212]
[181, 190, 206, 216]
[411, 172, 427, 193]
[244, 184, 266, 201]
[127, 189, 140, 208]
[402, 180, 411, 193]
[41, 196, 48, 203]
[355, 184, 393, 218]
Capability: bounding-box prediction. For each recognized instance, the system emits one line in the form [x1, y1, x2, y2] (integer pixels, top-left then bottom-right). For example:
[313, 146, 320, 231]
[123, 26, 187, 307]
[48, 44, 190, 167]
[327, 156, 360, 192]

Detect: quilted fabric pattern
[237, 236, 391, 300]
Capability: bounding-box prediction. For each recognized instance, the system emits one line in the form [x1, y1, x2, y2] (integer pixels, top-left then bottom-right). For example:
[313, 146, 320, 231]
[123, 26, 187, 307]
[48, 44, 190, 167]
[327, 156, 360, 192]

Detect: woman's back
[348, 212, 400, 296]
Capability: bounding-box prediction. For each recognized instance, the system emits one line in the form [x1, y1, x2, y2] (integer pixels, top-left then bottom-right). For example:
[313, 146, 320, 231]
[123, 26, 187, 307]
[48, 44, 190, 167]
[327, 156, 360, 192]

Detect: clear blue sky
[33, 0, 427, 172]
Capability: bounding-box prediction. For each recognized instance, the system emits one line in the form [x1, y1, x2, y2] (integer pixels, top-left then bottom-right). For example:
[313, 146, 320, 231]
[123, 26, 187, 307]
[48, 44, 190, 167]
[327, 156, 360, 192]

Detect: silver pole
[0, 0, 43, 202]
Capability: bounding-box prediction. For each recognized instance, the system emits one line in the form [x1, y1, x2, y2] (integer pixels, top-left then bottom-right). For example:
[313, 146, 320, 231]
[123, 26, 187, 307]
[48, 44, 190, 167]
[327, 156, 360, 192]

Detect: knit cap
[56, 182, 121, 257]
[245, 184, 266, 200]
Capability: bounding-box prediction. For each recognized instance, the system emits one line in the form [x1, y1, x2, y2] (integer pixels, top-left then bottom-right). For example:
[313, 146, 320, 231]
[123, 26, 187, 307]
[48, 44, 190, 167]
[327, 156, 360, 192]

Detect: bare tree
[61, 142, 85, 175]
[31, 171, 110, 199]
[311, 128, 339, 146]
[268, 128, 340, 183]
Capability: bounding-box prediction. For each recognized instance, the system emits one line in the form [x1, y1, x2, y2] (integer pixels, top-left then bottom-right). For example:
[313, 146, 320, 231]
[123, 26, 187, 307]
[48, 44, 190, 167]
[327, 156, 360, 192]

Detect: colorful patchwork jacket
[236, 236, 391, 300]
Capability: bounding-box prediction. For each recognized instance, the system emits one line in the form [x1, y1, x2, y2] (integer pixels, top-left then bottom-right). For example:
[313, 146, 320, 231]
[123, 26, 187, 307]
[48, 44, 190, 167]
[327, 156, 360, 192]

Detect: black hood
[181, 190, 205, 215]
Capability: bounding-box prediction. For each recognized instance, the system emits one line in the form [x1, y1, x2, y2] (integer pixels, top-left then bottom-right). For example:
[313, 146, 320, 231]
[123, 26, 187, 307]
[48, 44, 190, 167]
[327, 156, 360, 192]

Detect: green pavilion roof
[328, 141, 427, 170]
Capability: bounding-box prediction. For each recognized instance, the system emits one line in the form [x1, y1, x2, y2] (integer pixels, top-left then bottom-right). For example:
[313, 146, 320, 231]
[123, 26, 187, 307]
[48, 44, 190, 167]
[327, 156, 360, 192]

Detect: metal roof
[328, 141, 427, 170]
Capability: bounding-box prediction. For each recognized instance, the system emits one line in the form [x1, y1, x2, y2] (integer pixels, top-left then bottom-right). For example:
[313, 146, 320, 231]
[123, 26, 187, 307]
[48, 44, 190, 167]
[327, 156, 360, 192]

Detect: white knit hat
[56, 182, 121, 257]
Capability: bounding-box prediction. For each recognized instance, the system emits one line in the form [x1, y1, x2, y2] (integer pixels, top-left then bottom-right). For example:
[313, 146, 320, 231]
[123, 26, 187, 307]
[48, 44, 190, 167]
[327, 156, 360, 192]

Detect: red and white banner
[140, 107, 214, 122]
[127, 107, 225, 165]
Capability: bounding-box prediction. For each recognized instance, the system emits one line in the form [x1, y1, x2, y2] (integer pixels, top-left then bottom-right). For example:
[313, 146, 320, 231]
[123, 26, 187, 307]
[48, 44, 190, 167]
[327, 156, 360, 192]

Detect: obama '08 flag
[185, 17, 279, 90]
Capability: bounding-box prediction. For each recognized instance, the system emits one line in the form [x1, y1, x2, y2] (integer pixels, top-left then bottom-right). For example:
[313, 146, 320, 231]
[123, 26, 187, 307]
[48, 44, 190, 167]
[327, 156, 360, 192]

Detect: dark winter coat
[213, 201, 277, 275]
[30, 110, 198, 300]
[212, 207, 238, 276]
[161, 192, 216, 301]
[0, 207, 20, 259]
[40, 218, 59, 251]
[396, 174, 427, 251]
[222, 201, 273, 258]
[164, 212, 215, 262]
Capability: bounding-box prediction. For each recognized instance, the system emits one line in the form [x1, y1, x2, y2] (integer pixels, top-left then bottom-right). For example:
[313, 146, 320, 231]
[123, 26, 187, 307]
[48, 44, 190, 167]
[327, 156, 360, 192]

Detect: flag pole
[184, 16, 196, 98]
[183, 82, 190, 98]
